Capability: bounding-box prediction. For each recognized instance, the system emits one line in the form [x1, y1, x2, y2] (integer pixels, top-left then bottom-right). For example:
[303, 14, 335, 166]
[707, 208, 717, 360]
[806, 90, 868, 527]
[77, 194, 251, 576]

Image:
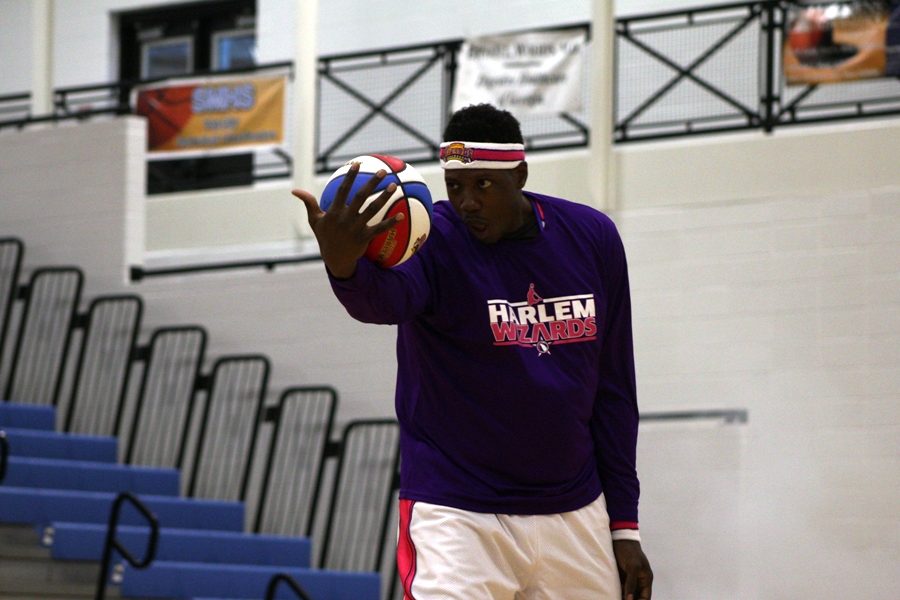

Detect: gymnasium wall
[1, 114, 897, 599]
[1, 0, 897, 597]
[617, 168, 898, 600]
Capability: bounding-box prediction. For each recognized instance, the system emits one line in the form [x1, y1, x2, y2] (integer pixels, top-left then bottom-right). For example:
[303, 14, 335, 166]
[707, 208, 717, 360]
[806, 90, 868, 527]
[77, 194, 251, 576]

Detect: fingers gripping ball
[320, 155, 433, 268]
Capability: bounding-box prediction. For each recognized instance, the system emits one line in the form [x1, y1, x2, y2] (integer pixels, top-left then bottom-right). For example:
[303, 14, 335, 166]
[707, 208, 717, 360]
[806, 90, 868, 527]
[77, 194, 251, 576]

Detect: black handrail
[0, 237, 24, 373]
[264, 573, 314, 600]
[640, 409, 748, 424]
[95, 492, 159, 600]
[129, 252, 322, 282]
[0, 61, 294, 131]
[0, 430, 9, 484]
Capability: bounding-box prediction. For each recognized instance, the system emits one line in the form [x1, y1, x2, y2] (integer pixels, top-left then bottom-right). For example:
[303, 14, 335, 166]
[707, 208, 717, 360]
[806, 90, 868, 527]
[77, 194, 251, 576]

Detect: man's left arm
[590, 220, 653, 599]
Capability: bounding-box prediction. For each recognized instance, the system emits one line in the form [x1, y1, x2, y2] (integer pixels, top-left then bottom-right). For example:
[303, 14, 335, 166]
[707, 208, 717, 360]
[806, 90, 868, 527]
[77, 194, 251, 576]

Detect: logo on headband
[442, 142, 474, 164]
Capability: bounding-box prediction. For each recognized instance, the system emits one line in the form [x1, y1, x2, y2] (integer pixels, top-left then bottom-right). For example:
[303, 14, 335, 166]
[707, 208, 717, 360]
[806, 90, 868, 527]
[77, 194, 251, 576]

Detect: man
[293, 103, 652, 600]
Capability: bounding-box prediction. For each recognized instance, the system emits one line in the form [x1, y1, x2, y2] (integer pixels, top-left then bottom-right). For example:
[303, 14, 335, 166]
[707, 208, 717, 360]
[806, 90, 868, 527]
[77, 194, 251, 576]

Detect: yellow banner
[134, 74, 286, 154]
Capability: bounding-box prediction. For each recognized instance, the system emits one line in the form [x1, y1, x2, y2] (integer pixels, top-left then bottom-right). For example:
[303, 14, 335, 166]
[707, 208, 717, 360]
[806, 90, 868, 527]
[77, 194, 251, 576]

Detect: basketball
[320, 154, 433, 268]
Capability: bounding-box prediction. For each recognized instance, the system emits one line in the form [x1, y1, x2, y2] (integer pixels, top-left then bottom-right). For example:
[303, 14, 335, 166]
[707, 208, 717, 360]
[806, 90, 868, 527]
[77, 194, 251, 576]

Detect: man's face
[444, 165, 528, 244]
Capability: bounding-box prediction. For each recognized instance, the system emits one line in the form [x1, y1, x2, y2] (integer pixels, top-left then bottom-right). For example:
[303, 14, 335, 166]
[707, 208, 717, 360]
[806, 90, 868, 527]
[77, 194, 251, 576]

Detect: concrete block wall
[617, 188, 900, 599]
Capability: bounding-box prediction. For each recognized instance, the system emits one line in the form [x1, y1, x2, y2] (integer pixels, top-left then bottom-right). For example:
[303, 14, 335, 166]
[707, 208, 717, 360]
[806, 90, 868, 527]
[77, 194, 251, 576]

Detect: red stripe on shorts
[397, 499, 418, 599]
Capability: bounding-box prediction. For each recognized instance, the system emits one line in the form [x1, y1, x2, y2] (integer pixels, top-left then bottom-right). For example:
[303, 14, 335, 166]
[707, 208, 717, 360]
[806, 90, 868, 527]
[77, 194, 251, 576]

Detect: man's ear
[514, 162, 528, 189]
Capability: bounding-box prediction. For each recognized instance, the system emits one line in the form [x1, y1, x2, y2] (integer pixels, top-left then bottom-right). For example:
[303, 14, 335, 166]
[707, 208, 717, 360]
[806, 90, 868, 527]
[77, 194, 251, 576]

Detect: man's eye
[478, 180, 492, 189]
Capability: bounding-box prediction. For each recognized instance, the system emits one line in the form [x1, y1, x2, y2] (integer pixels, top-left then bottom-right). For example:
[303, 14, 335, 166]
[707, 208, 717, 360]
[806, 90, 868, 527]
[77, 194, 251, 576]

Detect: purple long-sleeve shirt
[329, 191, 640, 525]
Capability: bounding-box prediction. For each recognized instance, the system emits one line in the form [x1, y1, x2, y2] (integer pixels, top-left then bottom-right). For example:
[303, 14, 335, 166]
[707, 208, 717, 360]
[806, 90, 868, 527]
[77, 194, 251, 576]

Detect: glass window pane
[215, 32, 256, 71]
[142, 38, 192, 78]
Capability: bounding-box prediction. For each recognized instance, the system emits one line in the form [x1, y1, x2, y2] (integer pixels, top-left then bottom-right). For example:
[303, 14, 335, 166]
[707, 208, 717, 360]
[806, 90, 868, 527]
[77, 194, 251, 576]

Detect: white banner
[451, 29, 587, 117]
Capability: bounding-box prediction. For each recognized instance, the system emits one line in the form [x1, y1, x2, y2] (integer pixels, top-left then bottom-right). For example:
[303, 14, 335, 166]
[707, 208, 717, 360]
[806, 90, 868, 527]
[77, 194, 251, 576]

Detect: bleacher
[0, 236, 399, 600]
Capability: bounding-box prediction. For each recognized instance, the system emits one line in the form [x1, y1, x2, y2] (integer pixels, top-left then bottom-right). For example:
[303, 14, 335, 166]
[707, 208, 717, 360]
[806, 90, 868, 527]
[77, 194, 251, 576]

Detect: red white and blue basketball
[320, 154, 433, 268]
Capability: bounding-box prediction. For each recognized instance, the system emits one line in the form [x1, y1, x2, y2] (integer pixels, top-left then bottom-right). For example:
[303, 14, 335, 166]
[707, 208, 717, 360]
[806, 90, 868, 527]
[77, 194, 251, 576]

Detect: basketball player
[293, 103, 652, 600]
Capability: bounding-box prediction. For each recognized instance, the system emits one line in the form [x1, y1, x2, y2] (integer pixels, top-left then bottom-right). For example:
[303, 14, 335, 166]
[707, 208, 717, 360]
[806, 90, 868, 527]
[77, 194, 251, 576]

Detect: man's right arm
[327, 255, 432, 325]
[292, 163, 432, 325]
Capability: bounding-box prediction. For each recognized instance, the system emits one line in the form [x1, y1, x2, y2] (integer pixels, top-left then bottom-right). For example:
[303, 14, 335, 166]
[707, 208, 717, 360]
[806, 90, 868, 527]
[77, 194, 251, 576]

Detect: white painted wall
[617, 181, 899, 600]
[0, 0, 34, 94]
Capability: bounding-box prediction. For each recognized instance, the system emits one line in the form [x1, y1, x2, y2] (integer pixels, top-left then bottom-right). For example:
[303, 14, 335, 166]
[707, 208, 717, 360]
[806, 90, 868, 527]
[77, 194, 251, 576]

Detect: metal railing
[264, 573, 314, 600]
[0, 430, 8, 484]
[614, 1, 900, 141]
[640, 408, 749, 424]
[2, 2, 897, 167]
[0, 92, 30, 122]
[95, 492, 159, 600]
[3, 2, 899, 279]
[0, 238, 24, 373]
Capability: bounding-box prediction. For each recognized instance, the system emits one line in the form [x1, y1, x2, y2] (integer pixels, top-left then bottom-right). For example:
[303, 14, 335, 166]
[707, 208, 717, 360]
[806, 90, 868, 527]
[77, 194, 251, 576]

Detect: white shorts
[396, 494, 621, 600]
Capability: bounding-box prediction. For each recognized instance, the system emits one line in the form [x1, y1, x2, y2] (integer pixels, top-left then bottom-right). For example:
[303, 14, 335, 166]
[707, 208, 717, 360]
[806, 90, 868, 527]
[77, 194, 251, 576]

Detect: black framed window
[119, 0, 257, 194]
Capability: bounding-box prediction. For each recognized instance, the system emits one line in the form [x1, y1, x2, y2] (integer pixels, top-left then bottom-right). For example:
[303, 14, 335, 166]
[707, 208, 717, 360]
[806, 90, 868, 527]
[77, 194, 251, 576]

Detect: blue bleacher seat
[120, 562, 380, 600]
[0, 403, 55, 430]
[0, 487, 244, 531]
[4, 456, 179, 495]
[50, 522, 311, 568]
[0, 427, 118, 462]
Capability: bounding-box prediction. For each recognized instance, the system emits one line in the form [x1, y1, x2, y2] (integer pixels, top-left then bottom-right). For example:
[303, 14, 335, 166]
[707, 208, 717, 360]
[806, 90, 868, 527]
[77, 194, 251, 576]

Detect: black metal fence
[2, 1, 897, 178]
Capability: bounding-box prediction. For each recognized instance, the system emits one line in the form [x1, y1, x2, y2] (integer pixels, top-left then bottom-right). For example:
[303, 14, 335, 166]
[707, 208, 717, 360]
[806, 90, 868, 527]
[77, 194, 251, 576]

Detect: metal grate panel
[0, 238, 23, 376]
[125, 326, 206, 467]
[188, 355, 269, 501]
[4, 268, 83, 406]
[254, 386, 337, 537]
[64, 295, 143, 436]
[319, 419, 400, 573]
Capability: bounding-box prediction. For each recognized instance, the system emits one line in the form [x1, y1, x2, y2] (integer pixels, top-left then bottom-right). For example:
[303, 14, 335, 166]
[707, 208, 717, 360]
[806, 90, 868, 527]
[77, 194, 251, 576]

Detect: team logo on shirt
[487, 284, 597, 355]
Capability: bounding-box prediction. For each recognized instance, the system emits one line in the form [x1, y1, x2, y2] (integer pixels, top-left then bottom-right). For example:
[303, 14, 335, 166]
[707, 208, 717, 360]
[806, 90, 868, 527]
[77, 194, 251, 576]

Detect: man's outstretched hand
[613, 539, 653, 600]
[292, 162, 403, 278]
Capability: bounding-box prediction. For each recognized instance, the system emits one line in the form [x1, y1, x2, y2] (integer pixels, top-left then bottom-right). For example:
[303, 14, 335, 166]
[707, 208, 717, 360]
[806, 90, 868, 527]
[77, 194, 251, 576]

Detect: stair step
[4, 457, 179, 495]
[50, 522, 311, 567]
[0, 487, 244, 531]
[0, 576, 124, 599]
[0, 524, 128, 600]
[0, 427, 117, 462]
[121, 561, 380, 600]
[0, 524, 47, 559]
[0, 404, 55, 431]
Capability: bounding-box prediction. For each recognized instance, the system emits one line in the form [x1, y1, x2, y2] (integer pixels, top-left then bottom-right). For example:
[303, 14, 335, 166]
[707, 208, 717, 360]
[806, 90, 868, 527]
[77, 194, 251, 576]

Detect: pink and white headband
[439, 141, 525, 170]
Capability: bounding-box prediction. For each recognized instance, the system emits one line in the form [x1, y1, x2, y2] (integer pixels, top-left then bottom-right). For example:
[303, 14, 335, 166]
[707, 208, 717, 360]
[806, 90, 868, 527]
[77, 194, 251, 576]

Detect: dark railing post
[265, 573, 314, 600]
[762, 0, 778, 133]
[0, 430, 9, 484]
[95, 492, 159, 600]
[0, 238, 24, 370]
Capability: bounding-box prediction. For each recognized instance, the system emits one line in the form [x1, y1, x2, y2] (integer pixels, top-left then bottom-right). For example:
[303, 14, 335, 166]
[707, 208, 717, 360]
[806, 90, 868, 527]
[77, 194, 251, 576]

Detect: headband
[439, 141, 525, 170]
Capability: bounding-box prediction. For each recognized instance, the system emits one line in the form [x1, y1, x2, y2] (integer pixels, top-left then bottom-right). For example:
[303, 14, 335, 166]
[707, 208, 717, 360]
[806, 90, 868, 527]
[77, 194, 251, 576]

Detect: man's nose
[459, 192, 480, 213]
